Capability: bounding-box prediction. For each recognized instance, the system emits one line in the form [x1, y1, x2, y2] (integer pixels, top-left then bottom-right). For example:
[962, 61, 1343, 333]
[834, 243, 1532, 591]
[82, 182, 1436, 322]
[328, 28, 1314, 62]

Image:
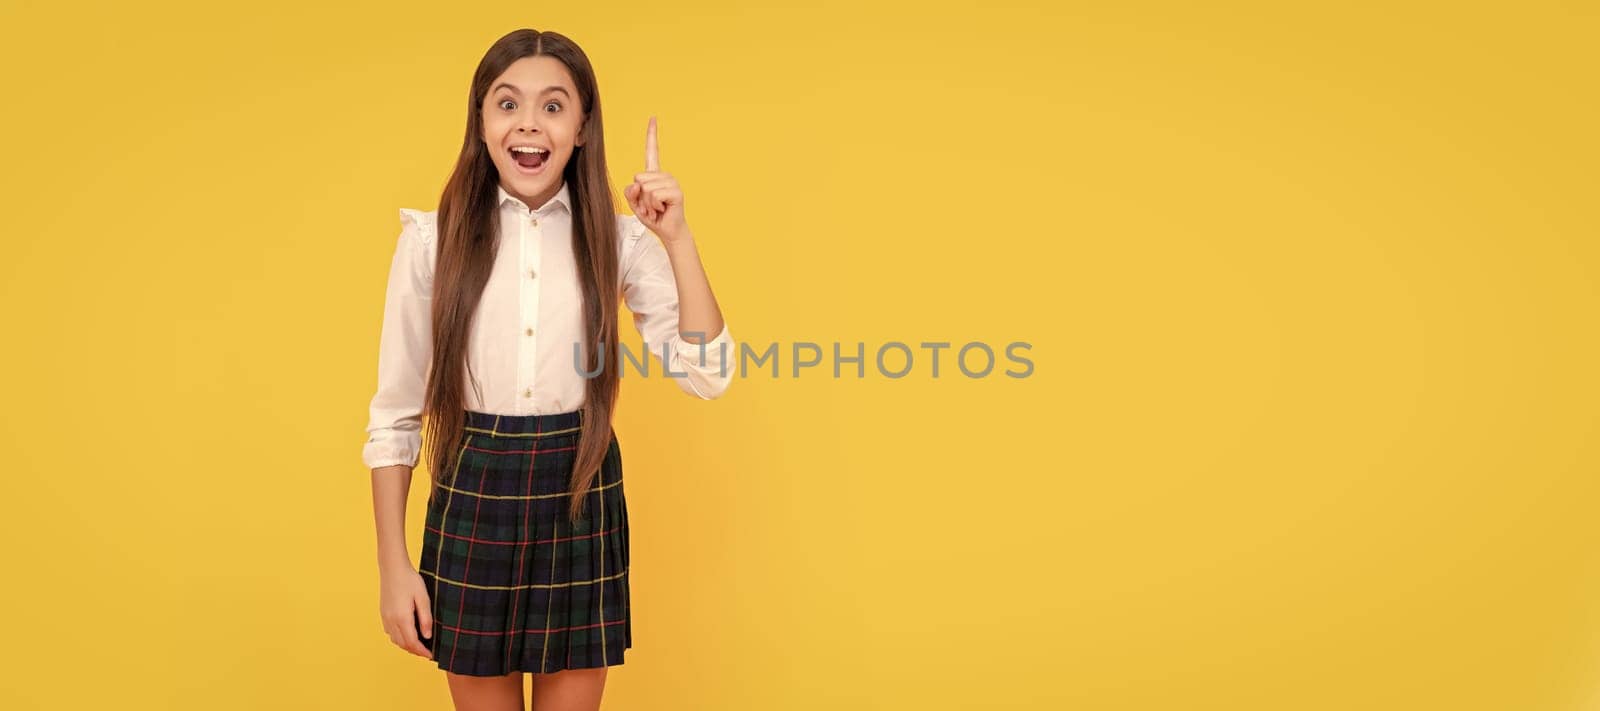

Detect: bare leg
[529, 667, 608, 711]
[445, 670, 525, 711]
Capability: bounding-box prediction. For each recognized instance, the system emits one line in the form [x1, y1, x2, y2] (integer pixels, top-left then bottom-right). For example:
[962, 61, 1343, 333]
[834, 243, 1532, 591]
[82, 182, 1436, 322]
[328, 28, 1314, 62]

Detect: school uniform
[363, 180, 735, 676]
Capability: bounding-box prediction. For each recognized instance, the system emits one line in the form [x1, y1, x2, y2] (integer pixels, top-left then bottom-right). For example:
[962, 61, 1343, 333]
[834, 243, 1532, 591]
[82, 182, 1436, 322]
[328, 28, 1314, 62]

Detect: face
[481, 55, 585, 210]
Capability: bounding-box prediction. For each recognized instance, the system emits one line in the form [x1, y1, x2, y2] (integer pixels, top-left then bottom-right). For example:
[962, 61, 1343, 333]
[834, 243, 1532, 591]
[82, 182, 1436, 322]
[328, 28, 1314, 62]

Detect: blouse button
[525, 327, 534, 336]
[528, 268, 537, 279]
[524, 388, 534, 398]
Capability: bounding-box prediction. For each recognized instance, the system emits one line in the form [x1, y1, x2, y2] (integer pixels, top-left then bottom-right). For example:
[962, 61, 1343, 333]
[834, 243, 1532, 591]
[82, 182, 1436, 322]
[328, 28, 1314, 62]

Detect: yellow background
[2, 1, 1596, 709]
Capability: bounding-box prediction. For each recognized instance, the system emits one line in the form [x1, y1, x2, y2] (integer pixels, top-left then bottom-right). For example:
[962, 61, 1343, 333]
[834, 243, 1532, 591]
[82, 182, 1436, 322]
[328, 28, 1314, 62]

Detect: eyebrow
[491, 83, 572, 98]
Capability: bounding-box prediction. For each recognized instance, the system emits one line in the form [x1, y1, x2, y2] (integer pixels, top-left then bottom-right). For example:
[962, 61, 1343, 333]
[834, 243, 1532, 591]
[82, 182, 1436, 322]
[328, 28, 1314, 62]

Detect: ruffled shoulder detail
[396, 208, 439, 285]
[398, 208, 439, 248]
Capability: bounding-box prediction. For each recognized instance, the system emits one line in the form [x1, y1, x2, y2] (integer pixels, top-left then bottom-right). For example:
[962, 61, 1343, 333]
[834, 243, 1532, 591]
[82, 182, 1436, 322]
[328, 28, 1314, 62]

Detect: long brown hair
[422, 29, 620, 523]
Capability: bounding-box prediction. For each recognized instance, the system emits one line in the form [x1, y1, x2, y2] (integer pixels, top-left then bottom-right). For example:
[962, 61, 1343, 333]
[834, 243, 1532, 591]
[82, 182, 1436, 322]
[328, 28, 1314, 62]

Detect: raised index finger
[645, 116, 659, 172]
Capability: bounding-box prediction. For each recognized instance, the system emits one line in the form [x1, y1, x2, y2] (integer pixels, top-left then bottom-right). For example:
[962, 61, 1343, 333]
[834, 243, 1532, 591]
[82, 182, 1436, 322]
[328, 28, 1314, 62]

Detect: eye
[498, 99, 516, 111]
[544, 101, 562, 112]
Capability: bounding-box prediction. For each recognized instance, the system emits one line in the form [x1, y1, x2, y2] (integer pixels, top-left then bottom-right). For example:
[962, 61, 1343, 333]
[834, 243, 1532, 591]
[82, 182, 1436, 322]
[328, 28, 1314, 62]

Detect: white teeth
[510, 146, 549, 154]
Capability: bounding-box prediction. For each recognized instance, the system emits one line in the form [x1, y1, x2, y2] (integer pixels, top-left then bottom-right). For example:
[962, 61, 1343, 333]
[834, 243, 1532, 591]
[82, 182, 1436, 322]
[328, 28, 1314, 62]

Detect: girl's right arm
[365, 209, 438, 659]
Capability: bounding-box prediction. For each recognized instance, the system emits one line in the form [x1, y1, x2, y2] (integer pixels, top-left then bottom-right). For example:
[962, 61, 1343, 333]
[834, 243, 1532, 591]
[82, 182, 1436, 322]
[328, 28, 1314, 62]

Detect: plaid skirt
[417, 409, 631, 676]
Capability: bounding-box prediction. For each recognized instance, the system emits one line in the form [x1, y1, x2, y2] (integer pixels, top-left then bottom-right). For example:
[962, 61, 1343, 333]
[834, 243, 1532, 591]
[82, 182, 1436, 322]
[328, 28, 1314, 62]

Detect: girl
[363, 28, 734, 710]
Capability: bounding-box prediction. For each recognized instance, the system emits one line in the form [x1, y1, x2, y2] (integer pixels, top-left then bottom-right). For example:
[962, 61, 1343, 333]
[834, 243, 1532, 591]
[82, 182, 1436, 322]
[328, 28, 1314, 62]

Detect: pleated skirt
[417, 409, 631, 676]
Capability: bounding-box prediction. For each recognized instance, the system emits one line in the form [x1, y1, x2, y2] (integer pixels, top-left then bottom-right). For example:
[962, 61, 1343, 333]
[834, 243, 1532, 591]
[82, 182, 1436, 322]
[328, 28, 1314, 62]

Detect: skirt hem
[426, 645, 632, 677]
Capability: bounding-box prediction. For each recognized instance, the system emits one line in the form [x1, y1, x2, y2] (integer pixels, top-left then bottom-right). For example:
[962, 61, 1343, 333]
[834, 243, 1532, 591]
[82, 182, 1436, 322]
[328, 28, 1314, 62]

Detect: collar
[497, 180, 571, 216]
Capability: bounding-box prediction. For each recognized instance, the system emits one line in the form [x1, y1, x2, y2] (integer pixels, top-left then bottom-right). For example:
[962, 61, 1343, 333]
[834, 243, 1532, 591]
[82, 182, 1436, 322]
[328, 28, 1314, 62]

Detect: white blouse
[362, 180, 735, 470]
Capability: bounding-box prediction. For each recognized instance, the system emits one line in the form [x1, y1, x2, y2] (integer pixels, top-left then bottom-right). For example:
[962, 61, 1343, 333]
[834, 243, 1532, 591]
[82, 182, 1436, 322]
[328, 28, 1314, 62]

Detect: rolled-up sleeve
[363, 208, 436, 469]
[619, 215, 735, 399]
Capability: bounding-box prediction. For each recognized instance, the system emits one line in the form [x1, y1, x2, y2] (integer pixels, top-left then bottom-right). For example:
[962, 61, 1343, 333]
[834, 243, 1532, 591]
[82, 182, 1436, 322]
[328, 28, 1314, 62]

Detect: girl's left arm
[622, 117, 735, 398]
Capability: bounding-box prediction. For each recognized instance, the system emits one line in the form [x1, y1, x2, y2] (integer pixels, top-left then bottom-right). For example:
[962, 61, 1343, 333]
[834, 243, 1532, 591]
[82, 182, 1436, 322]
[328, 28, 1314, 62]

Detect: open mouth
[509, 145, 550, 173]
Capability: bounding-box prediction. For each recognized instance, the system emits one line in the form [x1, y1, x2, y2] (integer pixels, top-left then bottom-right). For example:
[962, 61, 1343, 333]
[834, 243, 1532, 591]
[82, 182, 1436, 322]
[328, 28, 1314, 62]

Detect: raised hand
[623, 116, 690, 243]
